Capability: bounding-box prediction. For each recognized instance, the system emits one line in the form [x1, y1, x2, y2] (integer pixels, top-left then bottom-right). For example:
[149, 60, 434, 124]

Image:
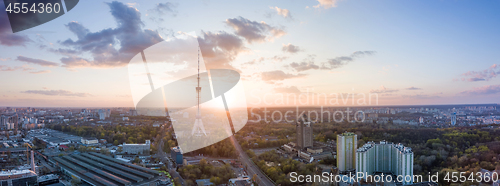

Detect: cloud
[0, 64, 33, 72]
[370, 86, 398, 93]
[270, 7, 292, 19]
[16, 56, 59, 67]
[225, 16, 286, 43]
[286, 51, 375, 72]
[151, 2, 177, 16]
[261, 70, 306, 81]
[406, 86, 422, 90]
[290, 62, 319, 72]
[314, 0, 339, 9]
[58, 1, 163, 68]
[29, 70, 51, 74]
[322, 51, 376, 70]
[282, 43, 302, 54]
[0, 3, 31, 46]
[401, 94, 440, 99]
[274, 86, 301, 93]
[288, 55, 319, 72]
[21, 89, 92, 97]
[460, 64, 500, 82]
[269, 55, 289, 62]
[460, 84, 500, 95]
[198, 31, 246, 71]
[0, 58, 11, 61]
[243, 57, 265, 66]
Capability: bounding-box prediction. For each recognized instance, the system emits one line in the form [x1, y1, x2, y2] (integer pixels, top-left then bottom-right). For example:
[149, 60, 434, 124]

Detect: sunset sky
[0, 0, 500, 107]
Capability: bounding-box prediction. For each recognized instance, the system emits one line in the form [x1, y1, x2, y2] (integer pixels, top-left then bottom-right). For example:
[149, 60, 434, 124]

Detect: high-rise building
[337, 132, 357, 172]
[296, 115, 313, 149]
[171, 146, 183, 165]
[451, 112, 457, 126]
[356, 141, 414, 184]
[419, 117, 424, 124]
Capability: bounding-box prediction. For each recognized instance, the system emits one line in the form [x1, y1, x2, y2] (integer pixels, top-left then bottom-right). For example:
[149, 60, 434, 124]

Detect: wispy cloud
[21, 89, 93, 97]
[460, 64, 499, 82]
[16, 56, 59, 67]
[370, 86, 398, 93]
[460, 84, 500, 95]
[29, 70, 51, 74]
[0, 65, 33, 72]
[270, 7, 292, 19]
[314, 0, 339, 9]
[406, 86, 422, 90]
[282, 43, 302, 54]
[225, 16, 286, 43]
[261, 70, 306, 82]
[287, 51, 375, 72]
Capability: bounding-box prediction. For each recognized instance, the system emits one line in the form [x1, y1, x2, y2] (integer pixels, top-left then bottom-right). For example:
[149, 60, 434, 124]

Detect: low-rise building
[122, 140, 150, 155]
[81, 137, 98, 145]
[228, 176, 253, 186]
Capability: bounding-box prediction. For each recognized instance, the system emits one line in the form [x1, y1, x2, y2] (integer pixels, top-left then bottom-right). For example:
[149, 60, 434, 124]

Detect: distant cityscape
[0, 104, 499, 185]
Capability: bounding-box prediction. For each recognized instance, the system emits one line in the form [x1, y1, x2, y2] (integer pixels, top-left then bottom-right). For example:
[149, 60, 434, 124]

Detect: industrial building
[122, 140, 150, 155]
[356, 141, 414, 185]
[0, 170, 37, 186]
[51, 152, 161, 186]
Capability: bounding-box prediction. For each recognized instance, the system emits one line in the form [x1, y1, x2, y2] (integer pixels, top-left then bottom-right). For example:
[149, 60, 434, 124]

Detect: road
[228, 136, 275, 186]
[155, 125, 185, 185]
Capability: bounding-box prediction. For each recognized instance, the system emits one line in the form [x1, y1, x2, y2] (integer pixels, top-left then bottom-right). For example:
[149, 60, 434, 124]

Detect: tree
[133, 157, 141, 164]
[173, 178, 181, 186]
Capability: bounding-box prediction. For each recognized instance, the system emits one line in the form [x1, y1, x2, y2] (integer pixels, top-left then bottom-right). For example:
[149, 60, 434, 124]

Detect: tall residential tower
[296, 115, 313, 149]
[337, 132, 357, 172]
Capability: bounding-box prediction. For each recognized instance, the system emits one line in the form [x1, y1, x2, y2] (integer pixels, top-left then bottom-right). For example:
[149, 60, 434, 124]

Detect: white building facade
[337, 132, 357, 172]
[356, 141, 414, 185]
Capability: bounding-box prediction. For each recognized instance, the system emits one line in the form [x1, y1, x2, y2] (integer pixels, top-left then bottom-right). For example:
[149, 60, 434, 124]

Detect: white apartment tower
[451, 112, 457, 126]
[337, 132, 357, 172]
[356, 141, 414, 185]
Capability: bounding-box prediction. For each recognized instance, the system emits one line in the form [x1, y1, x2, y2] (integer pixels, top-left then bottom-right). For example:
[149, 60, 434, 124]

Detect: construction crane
[23, 143, 41, 173]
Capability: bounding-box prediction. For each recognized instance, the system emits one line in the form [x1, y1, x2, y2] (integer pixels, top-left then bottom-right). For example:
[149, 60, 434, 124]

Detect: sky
[0, 0, 500, 108]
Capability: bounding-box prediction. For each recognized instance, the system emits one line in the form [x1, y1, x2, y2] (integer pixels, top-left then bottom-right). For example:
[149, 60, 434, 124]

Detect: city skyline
[1, 0, 500, 107]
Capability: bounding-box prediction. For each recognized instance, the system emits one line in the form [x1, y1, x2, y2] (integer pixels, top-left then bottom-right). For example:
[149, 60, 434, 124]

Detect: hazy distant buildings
[337, 132, 357, 172]
[98, 109, 106, 120]
[356, 141, 414, 184]
[296, 115, 313, 149]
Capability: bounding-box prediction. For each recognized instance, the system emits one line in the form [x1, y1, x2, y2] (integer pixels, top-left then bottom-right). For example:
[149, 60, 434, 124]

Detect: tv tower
[192, 47, 207, 136]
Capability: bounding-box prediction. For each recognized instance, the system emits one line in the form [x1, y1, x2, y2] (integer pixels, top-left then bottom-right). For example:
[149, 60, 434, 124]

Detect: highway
[228, 135, 275, 186]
